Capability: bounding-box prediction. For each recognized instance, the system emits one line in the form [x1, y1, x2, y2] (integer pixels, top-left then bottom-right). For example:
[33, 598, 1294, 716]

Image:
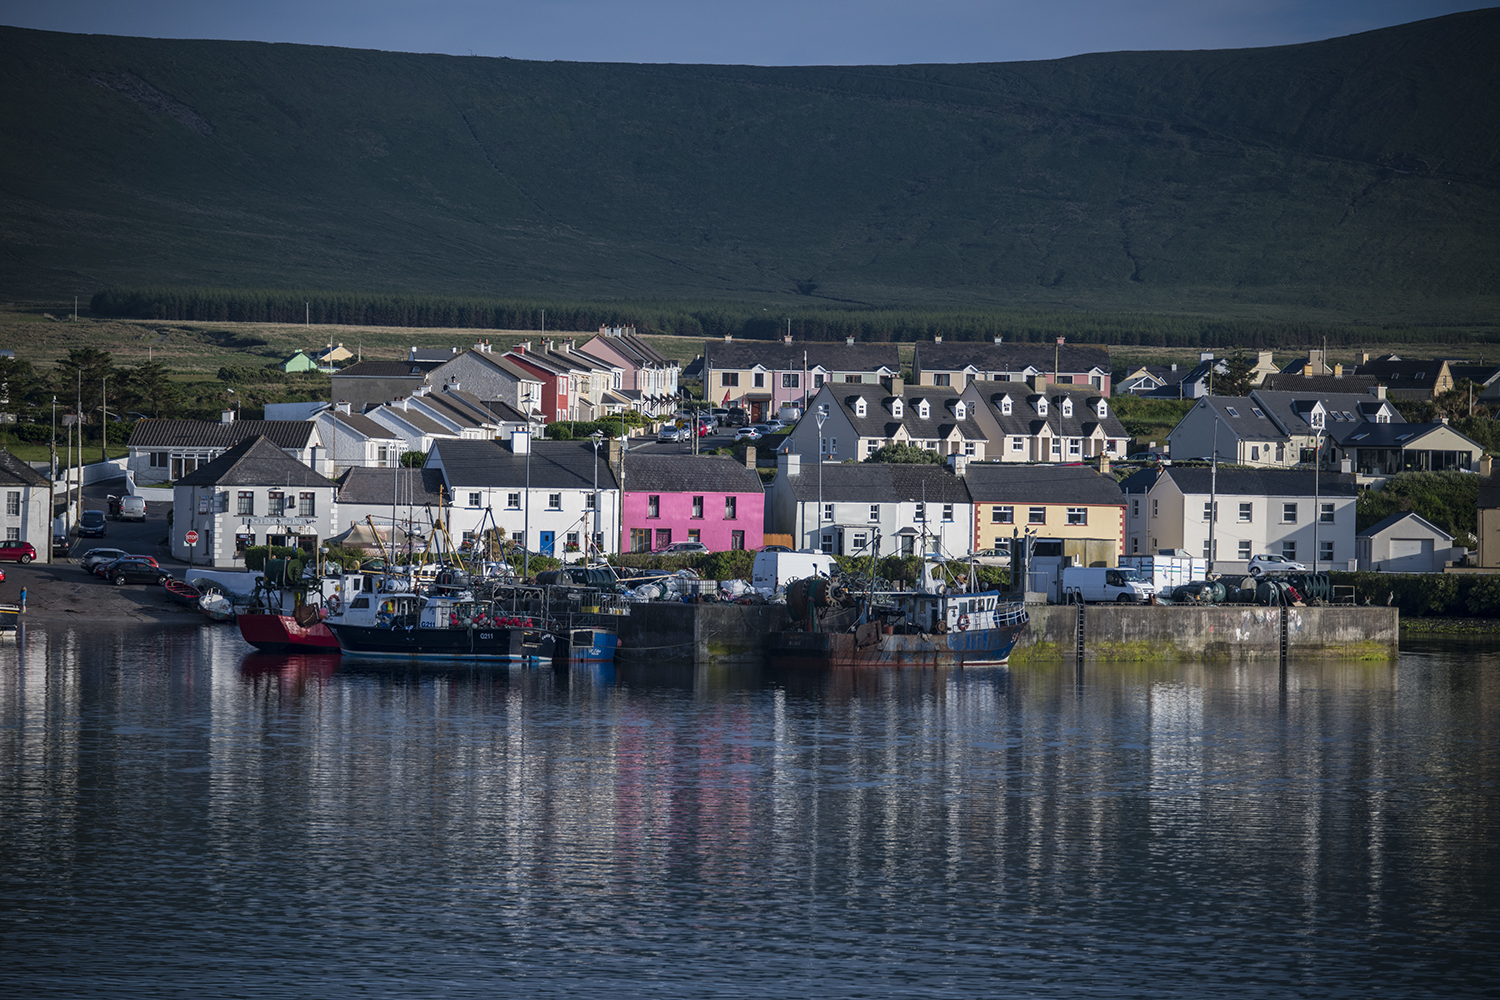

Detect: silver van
[118, 495, 147, 521]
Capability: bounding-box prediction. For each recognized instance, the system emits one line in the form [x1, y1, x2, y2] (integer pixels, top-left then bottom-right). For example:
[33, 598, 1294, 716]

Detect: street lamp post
[590, 431, 602, 562]
[523, 422, 533, 578]
[1312, 430, 1324, 575]
[816, 410, 826, 552]
[100, 376, 109, 462]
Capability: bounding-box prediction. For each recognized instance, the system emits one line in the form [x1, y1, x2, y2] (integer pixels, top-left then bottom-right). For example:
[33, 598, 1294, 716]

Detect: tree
[53, 347, 115, 429]
[0, 357, 49, 424]
[1213, 350, 1256, 396]
[864, 442, 944, 464]
[123, 361, 183, 418]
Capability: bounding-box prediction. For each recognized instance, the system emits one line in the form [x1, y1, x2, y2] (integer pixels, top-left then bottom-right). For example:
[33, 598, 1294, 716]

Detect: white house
[960, 379, 1129, 463]
[127, 416, 329, 485]
[315, 404, 410, 474]
[1121, 466, 1358, 573]
[0, 450, 52, 559]
[784, 381, 989, 463]
[172, 436, 339, 568]
[426, 432, 621, 562]
[766, 452, 974, 557]
[1357, 512, 1460, 573]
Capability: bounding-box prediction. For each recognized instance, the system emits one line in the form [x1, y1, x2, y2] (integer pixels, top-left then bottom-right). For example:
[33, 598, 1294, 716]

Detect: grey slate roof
[1159, 467, 1359, 498]
[1251, 389, 1401, 439]
[914, 341, 1110, 376]
[127, 418, 316, 450]
[335, 359, 435, 379]
[783, 462, 971, 504]
[1357, 511, 1453, 541]
[0, 449, 49, 486]
[1199, 396, 1289, 445]
[329, 411, 401, 440]
[1338, 422, 1481, 449]
[621, 455, 764, 495]
[1258, 373, 1380, 393]
[336, 466, 446, 505]
[970, 381, 1128, 439]
[963, 463, 1126, 506]
[176, 436, 336, 488]
[839, 385, 986, 441]
[373, 405, 451, 435]
[703, 340, 899, 374]
[431, 438, 620, 490]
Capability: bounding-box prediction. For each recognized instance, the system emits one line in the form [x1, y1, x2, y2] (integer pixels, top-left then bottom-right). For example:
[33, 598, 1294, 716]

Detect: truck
[1118, 554, 1207, 594]
[753, 549, 837, 596]
[1055, 566, 1156, 604]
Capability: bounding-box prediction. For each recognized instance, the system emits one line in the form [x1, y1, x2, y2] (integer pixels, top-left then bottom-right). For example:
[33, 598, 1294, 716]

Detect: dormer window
[1035, 398, 1047, 417]
[917, 399, 929, 419]
[854, 398, 867, 418]
[1312, 411, 1324, 429]
[1000, 396, 1013, 416]
[890, 398, 902, 418]
[1096, 400, 1108, 419]
[1061, 397, 1072, 418]
[954, 402, 967, 419]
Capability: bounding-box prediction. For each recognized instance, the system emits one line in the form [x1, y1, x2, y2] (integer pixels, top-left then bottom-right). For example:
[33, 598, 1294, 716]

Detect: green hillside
[2, 10, 1498, 321]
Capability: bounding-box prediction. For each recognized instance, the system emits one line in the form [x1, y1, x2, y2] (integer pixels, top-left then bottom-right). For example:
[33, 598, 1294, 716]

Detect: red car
[0, 541, 37, 564]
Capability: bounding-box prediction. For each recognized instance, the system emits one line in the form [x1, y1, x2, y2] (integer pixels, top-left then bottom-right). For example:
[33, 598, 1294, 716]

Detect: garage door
[1388, 538, 1432, 571]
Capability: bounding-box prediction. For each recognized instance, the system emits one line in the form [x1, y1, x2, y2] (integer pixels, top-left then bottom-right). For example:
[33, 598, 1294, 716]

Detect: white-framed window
[724, 497, 737, 520]
[1238, 540, 1252, 560]
[822, 503, 833, 523]
[891, 399, 903, 418]
[468, 492, 481, 507]
[1132, 499, 1140, 517]
[237, 491, 254, 516]
[1066, 507, 1087, 525]
[1132, 536, 1139, 553]
[782, 373, 799, 388]
[585, 493, 596, 510]
[1050, 438, 1061, 457]
[964, 442, 975, 456]
[1283, 503, 1298, 523]
[1068, 439, 1081, 456]
[1283, 541, 1298, 560]
[869, 504, 880, 522]
[1239, 502, 1252, 522]
[1010, 437, 1025, 451]
[298, 493, 316, 517]
[917, 400, 929, 418]
[915, 502, 926, 522]
[1204, 538, 1216, 559]
[692, 496, 704, 519]
[1152, 499, 1159, 518]
[854, 399, 866, 417]
[942, 504, 954, 521]
[547, 493, 562, 510]
[1001, 397, 1013, 416]
[1028, 507, 1046, 525]
[1320, 502, 1335, 524]
[993, 506, 1013, 524]
[1203, 501, 1217, 522]
[851, 531, 868, 551]
[507, 492, 520, 509]
[1319, 540, 1334, 562]
[1061, 397, 1073, 417]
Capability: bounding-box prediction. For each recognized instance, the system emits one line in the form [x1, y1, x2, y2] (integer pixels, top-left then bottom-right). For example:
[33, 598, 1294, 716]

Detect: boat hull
[327, 621, 555, 662]
[238, 612, 341, 653]
[554, 628, 619, 665]
[767, 620, 1025, 670]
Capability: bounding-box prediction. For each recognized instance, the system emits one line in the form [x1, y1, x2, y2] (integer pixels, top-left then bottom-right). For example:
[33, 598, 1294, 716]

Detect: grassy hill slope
[2, 10, 1498, 320]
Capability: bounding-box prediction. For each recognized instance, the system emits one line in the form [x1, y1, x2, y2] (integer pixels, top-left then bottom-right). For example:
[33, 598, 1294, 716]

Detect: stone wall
[1013, 604, 1398, 663]
[619, 601, 790, 667]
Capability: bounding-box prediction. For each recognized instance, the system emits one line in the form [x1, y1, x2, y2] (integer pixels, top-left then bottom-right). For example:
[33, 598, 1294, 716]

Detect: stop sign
[185, 530, 199, 545]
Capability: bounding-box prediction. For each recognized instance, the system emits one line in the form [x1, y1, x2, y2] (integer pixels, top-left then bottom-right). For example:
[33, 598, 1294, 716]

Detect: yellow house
[963, 463, 1126, 564]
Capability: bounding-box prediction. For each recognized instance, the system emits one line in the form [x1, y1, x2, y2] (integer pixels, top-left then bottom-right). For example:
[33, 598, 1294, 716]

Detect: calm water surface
[1, 623, 1496, 997]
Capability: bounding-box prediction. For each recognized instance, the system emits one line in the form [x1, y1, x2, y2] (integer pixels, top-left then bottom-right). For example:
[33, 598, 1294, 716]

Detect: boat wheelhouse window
[351, 597, 370, 608]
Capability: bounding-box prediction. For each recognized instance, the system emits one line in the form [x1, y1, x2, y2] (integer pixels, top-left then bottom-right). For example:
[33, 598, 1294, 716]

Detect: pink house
[618, 452, 765, 553]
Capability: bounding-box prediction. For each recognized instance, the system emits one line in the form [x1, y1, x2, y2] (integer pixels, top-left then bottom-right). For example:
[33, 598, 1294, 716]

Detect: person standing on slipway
[18, 586, 25, 612]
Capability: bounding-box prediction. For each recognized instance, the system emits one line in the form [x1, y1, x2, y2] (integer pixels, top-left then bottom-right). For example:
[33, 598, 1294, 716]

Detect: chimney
[517, 341, 529, 353]
[1361, 352, 1370, 364]
[511, 428, 531, 456]
[1096, 454, 1110, 477]
[1170, 363, 1178, 372]
[1030, 374, 1048, 392]
[883, 375, 905, 395]
[335, 400, 352, 414]
[783, 331, 793, 344]
[1480, 455, 1494, 477]
[934, 334, 942, 344]
[444, 379, 460, 393]
[608, 437, 622, 473]
[220, 410, 234, 424]
[1371, 385, 1387, 400]
[1334, 364, 1343, 377]
[993, 335, 1003, 345]
[451, 347, 458, 354]
[1199, 351, 1215, 362]
[948, 453, 969, 477]
[744, 445, 757, 470]
[845, 335, 855, 346]
[778, 450, 801, 478]
[409, 346, 417, 359]
[724, 333, 733, 342]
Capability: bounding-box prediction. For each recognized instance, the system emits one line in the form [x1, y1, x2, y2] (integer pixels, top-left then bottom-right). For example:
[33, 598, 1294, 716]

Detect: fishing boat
[198, 591, 237, 622]
[766, 555, 1028, 669]
[324, 589, 556, 662]
[234, 558, 372, 653]
[163, 579, 202, 607]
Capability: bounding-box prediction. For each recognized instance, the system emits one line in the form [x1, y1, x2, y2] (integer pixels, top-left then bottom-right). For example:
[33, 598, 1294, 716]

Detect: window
[720, 372, 739, 387]
[1282, 541, 1298, 561]
[1050, 438, 1061, 457]
[731, 530, 745, 550]
[468, 492, 481, 507]
[298, 493, 315, 517]
[235, 531, 254, 553]
[1225, 406, 1239, 417]
[150, 451, 167, 468]
[1068, 439, 1081, 456]
[1250, 446, 1260, 461]
[511, 531, 523, 544]
[1152, 499, 1159, 518]
[964, 442, 975, 456]
[1276, 444, 1285, 461]
[1061, 398, 1073, 417]
[869, 504, 880, 522]
[942, 504, 954, 521]
[1238, 540, 1252, 560]
[821, 532, 834, 552]
[4, 527, 15, 541]
[585, 493, 596, 510]
[1066, 507, 1087, 525]
[1010, 437, 1024, 451]
[1131, 499, 1140, 517]
[237, 491, 255, 516]
[782, 373, 799, 388]
[1204, 538, 1216, 560]
[890, 399, 902, 418]
[1320, 502, 1335, 524]
[4, 491, 18, 516]
[725, 496, 737, 520]
[647, 495, 660, 518]
[844, 375, 859, 383]
[854, 399, 867, 417]
[993, 506, 1013, 524]
[655, 528, 672, 550]
[376, 445, 391, 468]
[1132, 537, 1139, 554]
[828, 437, 837, 456]
[1238, 502, 1252, 523]
[1203, 501, 1217, 522]
[917, 400, 929, 418]
[813, 374, 825, 388]
[753, 372, 765, 388]
[1283, 503, 1298, 523]
[268, 490, 285, 514]
[822, 503, 833, 523]
[1319, 540, 1334, 563]
[547, 493, 562, 510]
[566, 531, 579, 549]
[687, 529, 701, 543]
[1252, 408, 1264, 418]
[1001, 398, 1013, 416]
[1028, 507, 1046, 525]
[852, 531, 868, 551]
[507, 492, 521, 509]
[915, 502, 926, 522]
[630, 528, 649, 553]
[692, 495, 704, 519]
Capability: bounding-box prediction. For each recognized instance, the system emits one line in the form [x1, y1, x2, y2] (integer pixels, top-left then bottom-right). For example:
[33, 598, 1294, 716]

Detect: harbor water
[1, 622, 1496, 997]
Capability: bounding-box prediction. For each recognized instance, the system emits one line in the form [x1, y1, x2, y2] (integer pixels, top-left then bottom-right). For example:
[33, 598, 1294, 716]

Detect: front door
[539, 531, 555, 556]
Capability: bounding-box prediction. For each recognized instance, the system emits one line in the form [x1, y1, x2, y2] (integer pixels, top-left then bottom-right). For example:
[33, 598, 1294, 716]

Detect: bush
[1330, 571, 1500, 618]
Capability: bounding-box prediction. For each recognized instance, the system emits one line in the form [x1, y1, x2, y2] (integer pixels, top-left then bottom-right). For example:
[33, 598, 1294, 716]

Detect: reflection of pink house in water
[616, 450, 765, 553]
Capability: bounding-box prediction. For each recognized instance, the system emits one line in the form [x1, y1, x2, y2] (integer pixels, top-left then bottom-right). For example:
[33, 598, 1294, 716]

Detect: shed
[1356, 511, 1458, 573]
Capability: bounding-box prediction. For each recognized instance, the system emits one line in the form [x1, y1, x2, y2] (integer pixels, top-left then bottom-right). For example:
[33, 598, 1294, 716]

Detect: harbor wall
[1012, 604, 1399, 663]
[619, 602, 790, 668]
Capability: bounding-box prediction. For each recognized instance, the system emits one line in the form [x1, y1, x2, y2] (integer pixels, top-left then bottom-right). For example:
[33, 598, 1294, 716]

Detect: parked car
[1247, 553, 1308, 576]
[1125, 453, 1161, 463]
[657, 426, 684, 443]
[762, 419, 786, 433]
[734, 427, 761, 441]
[117, 496, 147, 521]
[100, 556, 172, 586]
[0, 540, 38, 564]
[94, 553, 160, 578]
[81, 547, 130, 573]
[661, 541, 709, 554]
[967, 546, 1012, 567]
[78, 509, 107, 538]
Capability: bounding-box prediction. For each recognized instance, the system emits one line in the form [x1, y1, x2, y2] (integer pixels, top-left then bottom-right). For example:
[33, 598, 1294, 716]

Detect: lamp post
[590, 431, 602, 562]
[100, 376, 109, 462]
[50, 396, 56, 484]
[619, 436, 628, 557]
[1208, 407, 1219, 575]
[816, 410, 826, 552]
[523, 421, 533, 578]
[1312, 429, 1324, 574]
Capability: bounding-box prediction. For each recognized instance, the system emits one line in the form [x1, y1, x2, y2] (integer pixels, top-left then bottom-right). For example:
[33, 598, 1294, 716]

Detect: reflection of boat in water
[238, 649, 341, 683]
[766, 555, 1028, 670]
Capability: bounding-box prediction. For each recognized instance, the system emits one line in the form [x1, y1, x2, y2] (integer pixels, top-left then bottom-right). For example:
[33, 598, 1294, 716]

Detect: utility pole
[101, 376, 108, 463]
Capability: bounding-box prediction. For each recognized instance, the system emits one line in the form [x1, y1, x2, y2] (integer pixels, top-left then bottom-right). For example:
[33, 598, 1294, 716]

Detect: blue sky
[0, 1, 1489, 65]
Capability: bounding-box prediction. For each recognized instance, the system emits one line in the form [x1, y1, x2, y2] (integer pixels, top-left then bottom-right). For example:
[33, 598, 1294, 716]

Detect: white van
[118, 495, 147, 522]
[752, 550, 837, 595]
[1056, 566, 1155, 604]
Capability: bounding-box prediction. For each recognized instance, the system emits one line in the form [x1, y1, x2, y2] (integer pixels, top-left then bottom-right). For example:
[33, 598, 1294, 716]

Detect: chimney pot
[744, 445, 756, 471]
